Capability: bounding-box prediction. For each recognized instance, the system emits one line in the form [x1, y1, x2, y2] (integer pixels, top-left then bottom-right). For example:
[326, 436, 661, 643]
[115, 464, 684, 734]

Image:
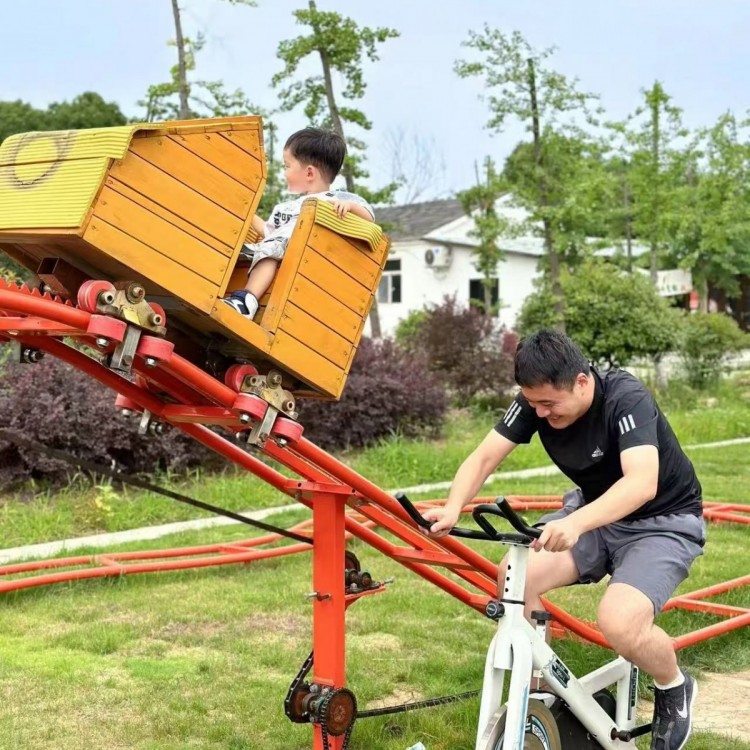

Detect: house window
[469, 278, 499, 313]
[378, 259, 402, 304]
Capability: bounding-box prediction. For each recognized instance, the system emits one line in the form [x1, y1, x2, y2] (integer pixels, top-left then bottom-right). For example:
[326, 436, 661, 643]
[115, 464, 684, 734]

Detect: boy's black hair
[285, 128, 346, 184]
[514, 328, 591, 389]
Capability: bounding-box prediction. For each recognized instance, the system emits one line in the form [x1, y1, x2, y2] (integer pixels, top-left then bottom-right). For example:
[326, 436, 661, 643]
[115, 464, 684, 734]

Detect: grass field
[0, 380, 748, 749]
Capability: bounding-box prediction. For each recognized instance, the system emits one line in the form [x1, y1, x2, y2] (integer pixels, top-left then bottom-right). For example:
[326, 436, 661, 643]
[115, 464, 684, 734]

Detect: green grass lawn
[0, 381, 749, 749]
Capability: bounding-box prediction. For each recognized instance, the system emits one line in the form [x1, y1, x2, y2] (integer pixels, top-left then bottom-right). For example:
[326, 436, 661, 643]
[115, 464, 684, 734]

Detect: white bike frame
[476, 542, 639, 750]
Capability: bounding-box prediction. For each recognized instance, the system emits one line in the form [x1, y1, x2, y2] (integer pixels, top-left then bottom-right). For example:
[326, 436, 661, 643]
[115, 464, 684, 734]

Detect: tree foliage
[517, 259, 682, 367]
[677, 312, 749, 388]
[272, 0, 400, 206]
[455, 27, 601, 325]
[0, 93, 128, 144]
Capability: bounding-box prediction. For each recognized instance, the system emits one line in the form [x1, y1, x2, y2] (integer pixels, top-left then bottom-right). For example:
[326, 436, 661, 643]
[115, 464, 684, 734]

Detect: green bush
[677, 312, 749, 388]
[517, 260, 683, 367]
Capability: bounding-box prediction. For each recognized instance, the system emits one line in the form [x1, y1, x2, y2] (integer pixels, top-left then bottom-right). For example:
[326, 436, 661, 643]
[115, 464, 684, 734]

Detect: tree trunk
[649, 94, 660, 284]
[527, 58, 564, 330]
[624, 180, 633, 273]
[308, 0, 379, 336]
[739, 275, 750, 331]
[171, 0, 191, 119]
[699, 277, 709, 313]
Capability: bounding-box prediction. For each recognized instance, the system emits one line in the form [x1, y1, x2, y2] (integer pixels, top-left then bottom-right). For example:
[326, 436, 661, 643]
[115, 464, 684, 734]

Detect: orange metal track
[1, 279, 749, 748]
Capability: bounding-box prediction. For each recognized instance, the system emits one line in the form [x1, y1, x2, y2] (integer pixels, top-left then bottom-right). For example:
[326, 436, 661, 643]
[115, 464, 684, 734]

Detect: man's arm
[423, 429, 518, 536]
[534, 445, 659, 552]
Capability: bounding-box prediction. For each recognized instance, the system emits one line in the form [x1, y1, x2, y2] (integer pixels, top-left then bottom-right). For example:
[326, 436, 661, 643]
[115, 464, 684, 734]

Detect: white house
[372, 195, 665, 337]
[373, 195, 544, 336]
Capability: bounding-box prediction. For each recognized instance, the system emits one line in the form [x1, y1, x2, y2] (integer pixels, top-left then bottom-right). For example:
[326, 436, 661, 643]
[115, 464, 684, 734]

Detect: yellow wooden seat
[0, 117, 390, 400]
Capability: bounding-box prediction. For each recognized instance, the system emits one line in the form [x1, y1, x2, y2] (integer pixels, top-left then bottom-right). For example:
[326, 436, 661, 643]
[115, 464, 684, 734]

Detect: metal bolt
[149, 313, 163, 326]
[144, 356, 158, 368]
[305, 592, 331, 601]
[268, 371, 282, 387]
[98, 291, 115, 305]
[121, 408, 133, 418]
[239, 413, 251, 424]
[95, 337, 110, 348]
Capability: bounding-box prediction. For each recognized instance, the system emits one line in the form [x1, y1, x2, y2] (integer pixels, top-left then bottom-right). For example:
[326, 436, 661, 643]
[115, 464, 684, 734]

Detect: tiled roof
[376, 198, 465, 240]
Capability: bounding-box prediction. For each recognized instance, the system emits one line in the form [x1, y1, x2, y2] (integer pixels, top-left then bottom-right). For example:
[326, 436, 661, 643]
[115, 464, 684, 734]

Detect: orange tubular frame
[1, 280, 749, 749]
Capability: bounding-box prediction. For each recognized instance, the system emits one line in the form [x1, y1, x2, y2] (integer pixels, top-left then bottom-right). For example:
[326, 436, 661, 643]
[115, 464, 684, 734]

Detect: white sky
[2, 0, 749, 202]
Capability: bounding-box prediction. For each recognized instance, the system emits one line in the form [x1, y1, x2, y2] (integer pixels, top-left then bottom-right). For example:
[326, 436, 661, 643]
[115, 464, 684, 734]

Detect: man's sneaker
[222, 291, 258, 320]
[650, 669, 698, 750]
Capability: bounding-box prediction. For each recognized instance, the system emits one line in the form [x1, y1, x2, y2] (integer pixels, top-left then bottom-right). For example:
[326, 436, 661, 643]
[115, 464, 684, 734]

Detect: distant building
[373, 196, 544, 336]
[372, 195, 656, 337]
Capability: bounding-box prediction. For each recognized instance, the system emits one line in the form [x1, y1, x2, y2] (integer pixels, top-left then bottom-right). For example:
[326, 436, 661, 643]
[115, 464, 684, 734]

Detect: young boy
[223, 127, 375, 319]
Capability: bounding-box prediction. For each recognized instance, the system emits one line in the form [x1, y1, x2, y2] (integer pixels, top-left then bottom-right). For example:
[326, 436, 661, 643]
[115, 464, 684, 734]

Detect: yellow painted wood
[82, 217, 218, 313]
[270, 328, 344, 398]
[129, 136, 252, 219]
[307, 225, 381, 287]
[298, 247, 371, 316]
[169, 133, 263, 191]
[105, 177, 233, 257]
[220, 129, 263, 166]
[285, 274, 362, 343]
[279, 302, 353, 369]
[312, 199, 384, 252]
[108, 154, 244, 249]
[93, 186, 229, 285]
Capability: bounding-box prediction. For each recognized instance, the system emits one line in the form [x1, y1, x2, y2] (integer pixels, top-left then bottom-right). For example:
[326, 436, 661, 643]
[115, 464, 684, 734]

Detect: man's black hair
[514, 328, 591, 389]
[285, 127, 346, 184]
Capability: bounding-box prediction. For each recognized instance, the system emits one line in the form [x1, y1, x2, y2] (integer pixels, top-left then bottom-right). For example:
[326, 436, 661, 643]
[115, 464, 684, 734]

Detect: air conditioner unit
[424, 246, 452, 269]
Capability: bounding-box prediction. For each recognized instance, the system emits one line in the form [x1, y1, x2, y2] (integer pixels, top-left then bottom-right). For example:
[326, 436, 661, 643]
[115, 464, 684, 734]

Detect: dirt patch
[640, 669, 750, 742]
[365, 686, 425, 711]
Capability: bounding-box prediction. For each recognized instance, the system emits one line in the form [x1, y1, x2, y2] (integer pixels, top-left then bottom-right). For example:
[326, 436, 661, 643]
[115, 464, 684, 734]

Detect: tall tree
[672, 112, 750, 314]
[457, 157, 509, 317]
[455, 28, 600, 327]
[272, 1, 399, 337]
[140, 0, 258, 122]
[609, 82, 690, 284]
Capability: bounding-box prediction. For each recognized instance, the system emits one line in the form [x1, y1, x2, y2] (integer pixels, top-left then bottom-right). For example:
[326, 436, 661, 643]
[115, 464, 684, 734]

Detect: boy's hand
[332, 199, 356, 218]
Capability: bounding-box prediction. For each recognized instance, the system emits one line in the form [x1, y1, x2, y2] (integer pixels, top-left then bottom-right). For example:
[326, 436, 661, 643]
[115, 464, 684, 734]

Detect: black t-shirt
[495, 369, 702, 520]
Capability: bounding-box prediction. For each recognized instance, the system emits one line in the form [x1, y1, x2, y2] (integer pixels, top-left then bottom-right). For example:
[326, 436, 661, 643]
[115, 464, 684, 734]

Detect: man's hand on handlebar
[420, 506, 461, 537]
[533, 515, 582, 553]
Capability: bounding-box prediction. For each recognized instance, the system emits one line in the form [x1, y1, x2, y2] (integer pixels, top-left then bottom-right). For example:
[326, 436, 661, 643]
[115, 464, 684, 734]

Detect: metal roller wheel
[478, 699, 562, 750]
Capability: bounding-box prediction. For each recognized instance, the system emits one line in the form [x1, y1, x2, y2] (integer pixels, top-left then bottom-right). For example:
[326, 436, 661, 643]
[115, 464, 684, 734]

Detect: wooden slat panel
[220, 129, 262, 162]
[168, 133, 263, 191]
[270, 329, 344, 399]
[279, 303, 353, 369]
[307, 226, 381, 289]
[109, 154, 243, 248]
[106, 178, 233, 257]
[82, 218, 217, 313]
[94, 187, 228, 285]
[286, 275, 361, 343]
[129, 135, 252, 219]
[299, 248, 371, 316]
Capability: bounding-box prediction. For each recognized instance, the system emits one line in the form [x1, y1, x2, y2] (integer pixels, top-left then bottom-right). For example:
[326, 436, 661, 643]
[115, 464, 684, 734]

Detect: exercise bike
[396, 494, 654, 750]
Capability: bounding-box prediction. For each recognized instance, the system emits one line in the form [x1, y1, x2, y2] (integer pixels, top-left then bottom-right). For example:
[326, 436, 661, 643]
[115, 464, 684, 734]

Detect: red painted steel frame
[1, 280, 749, 748]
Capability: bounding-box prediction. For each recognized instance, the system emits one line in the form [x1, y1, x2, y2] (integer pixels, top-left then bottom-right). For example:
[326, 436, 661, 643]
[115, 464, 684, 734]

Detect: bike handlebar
[394, 492, 542, 543]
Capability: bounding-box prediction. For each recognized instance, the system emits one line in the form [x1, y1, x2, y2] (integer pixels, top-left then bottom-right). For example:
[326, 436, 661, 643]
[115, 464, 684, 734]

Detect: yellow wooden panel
[105, 177, 233, 258]
[94, 187, 228, 285]
[108, 154, 243, 248]
[129, 135, 252, 219]
[286, 274, 361, 344]
[307, 226, 381, 289]
[298, 248, 371, 316]
[221, 129, 263, 163]
[82, 217, 218, 313]
[279, 302, 353, 369]
[169, 133, 263, 191]
[208, 299, 275, 352]
[0, 157, 110, 230]
[270, 328, 345, 398]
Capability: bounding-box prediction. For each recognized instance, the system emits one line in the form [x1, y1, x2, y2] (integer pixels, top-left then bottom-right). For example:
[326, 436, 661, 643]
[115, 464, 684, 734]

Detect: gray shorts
[240, 235, 289, 272]
[538, 489, 706, 614]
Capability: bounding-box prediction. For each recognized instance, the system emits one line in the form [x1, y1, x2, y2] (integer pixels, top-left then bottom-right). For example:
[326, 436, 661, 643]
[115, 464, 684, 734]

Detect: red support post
[311, 492, 348, 750]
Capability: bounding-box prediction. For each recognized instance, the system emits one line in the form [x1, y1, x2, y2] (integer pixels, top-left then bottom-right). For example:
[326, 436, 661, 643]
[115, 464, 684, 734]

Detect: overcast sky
[3, 1, 749, 202]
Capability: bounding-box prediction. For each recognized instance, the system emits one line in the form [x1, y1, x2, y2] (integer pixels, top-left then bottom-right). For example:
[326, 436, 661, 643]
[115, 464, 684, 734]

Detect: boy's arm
[345, 202, 375, 222]
[251, 214, 266, 237]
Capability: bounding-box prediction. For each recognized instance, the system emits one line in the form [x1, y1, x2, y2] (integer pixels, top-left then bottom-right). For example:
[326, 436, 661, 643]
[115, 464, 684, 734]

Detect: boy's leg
[245, 258, 279, 299]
